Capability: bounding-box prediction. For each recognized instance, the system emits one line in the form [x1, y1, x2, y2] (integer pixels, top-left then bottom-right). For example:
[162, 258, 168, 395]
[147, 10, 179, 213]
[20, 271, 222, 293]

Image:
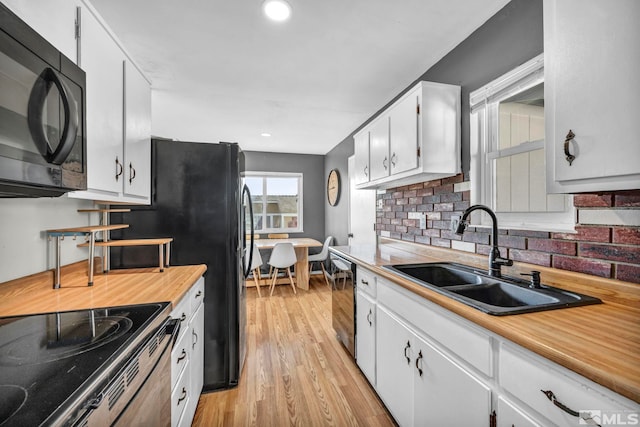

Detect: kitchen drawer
[377, 276, 492, 376]
[171, 326, 191, 390]
[171, 360, 191, 427]
[356, 266, 377, 297]
[190, 277, 205, 314]
[499, 342, 637, 426]
[171, 294, 191, 343]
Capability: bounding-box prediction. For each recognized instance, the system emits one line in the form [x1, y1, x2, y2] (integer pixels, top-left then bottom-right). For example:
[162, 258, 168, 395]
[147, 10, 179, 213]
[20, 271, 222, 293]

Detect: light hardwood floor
[192, 276, 395, 426]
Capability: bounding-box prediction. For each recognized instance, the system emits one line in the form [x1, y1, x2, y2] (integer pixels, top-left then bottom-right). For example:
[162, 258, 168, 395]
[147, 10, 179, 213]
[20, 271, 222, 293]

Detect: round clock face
[327, 169, 340, 206]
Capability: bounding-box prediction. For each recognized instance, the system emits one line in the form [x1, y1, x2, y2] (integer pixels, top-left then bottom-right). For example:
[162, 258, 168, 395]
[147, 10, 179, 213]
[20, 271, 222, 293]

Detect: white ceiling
[90, 0, 510, 155]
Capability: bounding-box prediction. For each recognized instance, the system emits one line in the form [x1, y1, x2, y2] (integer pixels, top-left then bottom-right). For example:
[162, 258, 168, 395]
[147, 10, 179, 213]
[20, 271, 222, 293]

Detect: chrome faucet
[455, 204, 513, 277]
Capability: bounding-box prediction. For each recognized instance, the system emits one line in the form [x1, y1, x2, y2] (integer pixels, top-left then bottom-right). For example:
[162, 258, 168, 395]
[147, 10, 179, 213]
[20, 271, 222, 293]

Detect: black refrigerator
[110, 139, 251, 391]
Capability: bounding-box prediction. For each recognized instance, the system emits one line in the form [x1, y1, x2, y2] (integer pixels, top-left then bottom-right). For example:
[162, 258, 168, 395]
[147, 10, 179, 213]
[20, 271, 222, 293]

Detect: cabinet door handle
[366, 309, 372, 326]
[360, 279, 369, 286]
[128, 162, 136, 184]
[540, 390, 601, 426]
[415, 350, 423, 376]
[115, 156, 124, 181]
[564, 129, 576, 166]
[403, 340, 411, 364]
[192, 329, 198, 348]
[383, 156, 388, 170]
[391, 152, 397, 168]
[180, 313, 187, 322]
[177, 349, 187, 363]
[364, 165, 368, 177]
[177, 387, 187, 405]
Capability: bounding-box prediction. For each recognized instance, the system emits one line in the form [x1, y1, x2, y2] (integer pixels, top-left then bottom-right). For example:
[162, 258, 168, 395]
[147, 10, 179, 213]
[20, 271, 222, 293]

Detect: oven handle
[165, 317, 181, 347]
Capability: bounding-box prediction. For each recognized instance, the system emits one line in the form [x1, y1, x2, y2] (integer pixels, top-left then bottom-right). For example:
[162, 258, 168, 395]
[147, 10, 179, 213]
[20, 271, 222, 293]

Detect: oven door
[0, 4, 86, 196]
[73, 318, 179, 427]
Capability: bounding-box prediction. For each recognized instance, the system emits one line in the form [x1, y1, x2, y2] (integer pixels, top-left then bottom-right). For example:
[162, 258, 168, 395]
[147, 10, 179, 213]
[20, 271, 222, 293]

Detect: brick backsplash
[375, 174, 640, 284]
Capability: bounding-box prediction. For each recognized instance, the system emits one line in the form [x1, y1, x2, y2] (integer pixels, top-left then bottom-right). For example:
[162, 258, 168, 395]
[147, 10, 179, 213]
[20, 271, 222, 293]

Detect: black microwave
[0, 4, 86, 197]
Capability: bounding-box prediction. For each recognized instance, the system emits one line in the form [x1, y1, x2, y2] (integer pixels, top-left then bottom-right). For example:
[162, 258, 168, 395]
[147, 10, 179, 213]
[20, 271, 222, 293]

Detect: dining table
[252, 237, 322, 290]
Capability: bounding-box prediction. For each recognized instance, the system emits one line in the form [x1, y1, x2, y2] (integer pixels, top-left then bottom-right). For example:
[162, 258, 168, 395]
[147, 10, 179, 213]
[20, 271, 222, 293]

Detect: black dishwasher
[330, 253, 356, 358]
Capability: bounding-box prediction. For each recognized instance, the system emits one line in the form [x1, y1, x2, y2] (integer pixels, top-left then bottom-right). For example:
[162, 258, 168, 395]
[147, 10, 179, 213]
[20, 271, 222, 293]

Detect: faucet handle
[521, 271, 541, 288]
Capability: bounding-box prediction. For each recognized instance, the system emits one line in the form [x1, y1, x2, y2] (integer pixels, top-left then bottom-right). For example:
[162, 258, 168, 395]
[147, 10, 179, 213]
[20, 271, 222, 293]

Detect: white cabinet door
[369, 115, 390, 181]
[353, 130, 370, 185]
[184, 303, 204, 426]
[376, 307, 413, 427]
[123, 60, 151, 200]
[2, 0, 80, 62]
[544, 0, 640, 192]
[496, 396, 545, 427]
[79, 7, 124, 195]
[413, 334, 491, 427]
[356, 291, 376, 386]
[389, 88, 419, 176]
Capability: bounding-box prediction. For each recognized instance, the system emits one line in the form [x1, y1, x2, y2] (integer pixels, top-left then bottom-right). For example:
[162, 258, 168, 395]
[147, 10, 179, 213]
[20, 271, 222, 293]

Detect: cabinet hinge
[416, 104, 420, 115]
[489, 410, 496, 427]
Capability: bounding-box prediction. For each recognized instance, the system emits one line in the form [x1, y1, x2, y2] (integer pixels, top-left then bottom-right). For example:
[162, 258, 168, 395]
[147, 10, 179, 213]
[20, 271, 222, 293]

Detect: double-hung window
[469, 54, 574, 232]
[244, 172, 303, 233]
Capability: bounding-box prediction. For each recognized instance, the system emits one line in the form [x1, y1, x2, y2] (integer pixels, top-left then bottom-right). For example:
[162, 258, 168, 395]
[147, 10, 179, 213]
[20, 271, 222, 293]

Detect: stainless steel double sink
[382, 263, 601, 315]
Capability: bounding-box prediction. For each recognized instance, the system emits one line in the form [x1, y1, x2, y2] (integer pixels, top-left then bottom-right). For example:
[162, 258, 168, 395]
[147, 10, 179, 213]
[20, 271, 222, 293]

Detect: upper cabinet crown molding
[354, 81, 461, 190]
[544, 0, 640, 193]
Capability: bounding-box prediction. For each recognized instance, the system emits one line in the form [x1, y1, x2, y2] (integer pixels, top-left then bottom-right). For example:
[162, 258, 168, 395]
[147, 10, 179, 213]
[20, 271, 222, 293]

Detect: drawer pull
[540, 390, 601, 427]
[403, 340, 411, 364]
[177, 387, 187, 405]
[361, 279, 369, 286]
[366, 309, 372, 326]
[415, 350, 423, 377]
[180, 313, 187, 322]
[177, 349, 187, 363]
[195, 290, 202, 298]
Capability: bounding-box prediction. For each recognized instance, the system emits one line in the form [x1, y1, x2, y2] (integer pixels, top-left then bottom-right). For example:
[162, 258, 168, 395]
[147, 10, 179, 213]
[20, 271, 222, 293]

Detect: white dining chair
[268, 242, 297, 296]
[308, 236, 333, 287]
[247, 245, 264, 297]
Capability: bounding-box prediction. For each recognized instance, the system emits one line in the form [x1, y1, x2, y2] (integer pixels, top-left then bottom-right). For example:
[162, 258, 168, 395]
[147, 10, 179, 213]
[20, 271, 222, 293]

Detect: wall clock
[327, 169, 340, 206]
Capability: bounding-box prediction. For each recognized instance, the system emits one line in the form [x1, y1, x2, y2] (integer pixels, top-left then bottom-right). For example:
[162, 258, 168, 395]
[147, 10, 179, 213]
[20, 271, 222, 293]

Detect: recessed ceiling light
[261, 132, 272, 137]
[262, 0, 292, 22]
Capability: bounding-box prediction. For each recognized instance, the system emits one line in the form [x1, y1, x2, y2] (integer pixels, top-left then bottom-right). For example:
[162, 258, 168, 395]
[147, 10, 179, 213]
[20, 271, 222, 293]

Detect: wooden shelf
[46, 224, 129, 236]
[79, 238, 173, 274]
[77, 208, 131, 213]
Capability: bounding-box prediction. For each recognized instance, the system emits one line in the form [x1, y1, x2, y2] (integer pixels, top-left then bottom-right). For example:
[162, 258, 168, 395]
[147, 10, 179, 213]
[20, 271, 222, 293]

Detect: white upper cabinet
[355, 81, 461, 190]
[123, 61, 151, 199]
[368, 114, 391, 181]
[544, 0, 640, 193]
[353, 129, 370, 185]
[388, 86, 419, 176]
[69, 1, 151, 204]
[78, 6, 125, 197]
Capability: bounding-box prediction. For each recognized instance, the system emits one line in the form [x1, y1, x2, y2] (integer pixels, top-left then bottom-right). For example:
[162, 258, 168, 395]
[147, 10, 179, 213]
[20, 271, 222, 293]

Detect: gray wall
[324, 141, 354, 246]
[324, 0, 543, 244]
[244, 151, 325, 241]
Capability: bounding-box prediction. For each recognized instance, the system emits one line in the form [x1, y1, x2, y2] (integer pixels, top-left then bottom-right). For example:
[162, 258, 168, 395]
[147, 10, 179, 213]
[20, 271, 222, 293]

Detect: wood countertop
[0, 262, 207, 317]
[331, 238, 640, 404]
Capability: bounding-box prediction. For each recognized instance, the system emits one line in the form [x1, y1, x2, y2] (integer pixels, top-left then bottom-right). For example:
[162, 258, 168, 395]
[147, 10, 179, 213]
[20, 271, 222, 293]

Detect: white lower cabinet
[354, 268, 638, 427]
[355, 291, 376, 386]
[376, 306, 490, 427]
[170, 277, 205, 427]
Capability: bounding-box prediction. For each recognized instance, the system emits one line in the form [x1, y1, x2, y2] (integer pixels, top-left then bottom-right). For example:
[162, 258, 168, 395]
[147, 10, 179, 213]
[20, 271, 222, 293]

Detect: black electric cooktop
[0, 303, 170, 426]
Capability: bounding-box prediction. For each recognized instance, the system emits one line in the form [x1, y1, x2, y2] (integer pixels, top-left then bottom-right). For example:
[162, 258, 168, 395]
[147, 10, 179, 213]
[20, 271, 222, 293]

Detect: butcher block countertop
[0, 261, 207, 317]
[332, 238, 640, 404]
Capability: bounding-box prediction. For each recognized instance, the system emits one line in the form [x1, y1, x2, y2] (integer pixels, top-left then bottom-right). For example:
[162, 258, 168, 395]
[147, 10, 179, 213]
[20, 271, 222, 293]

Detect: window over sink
[244, 172, 303, 234]
[469, 54, 574, 232]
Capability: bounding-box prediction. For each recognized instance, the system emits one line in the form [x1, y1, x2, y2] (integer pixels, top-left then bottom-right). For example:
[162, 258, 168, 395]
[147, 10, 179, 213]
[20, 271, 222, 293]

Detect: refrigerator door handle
[242, 184, 254, 278]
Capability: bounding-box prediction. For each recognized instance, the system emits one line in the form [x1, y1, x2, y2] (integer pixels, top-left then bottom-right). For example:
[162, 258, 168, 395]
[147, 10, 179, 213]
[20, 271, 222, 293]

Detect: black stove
[0, 302, 171, 426]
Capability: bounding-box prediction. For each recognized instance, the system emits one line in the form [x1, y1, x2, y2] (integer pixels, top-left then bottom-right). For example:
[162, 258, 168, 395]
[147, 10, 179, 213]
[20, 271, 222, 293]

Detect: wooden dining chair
[268, 243, 297, 296]
[267, 233, 289, 239]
